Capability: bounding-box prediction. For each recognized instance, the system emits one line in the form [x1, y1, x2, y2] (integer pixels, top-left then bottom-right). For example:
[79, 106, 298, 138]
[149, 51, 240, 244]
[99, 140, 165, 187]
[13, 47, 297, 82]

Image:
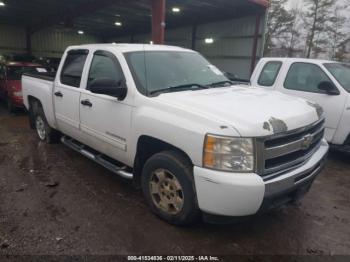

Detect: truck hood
[156, 86, 322, 137]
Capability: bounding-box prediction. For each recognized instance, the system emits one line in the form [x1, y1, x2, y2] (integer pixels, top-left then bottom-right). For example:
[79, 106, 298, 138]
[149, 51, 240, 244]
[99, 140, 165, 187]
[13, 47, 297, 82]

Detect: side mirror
[224, 72, 238, 81]
[88, 78, 127, 100]
[317, 81, 340, 96]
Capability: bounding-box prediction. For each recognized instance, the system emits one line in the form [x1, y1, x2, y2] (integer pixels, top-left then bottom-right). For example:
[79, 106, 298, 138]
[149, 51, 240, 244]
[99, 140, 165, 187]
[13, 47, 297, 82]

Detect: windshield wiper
[149, 83, 209, 95]
[208, 80, 234, 88]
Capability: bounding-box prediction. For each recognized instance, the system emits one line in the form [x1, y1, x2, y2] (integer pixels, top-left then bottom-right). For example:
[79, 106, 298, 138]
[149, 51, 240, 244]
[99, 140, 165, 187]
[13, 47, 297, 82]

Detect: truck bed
[23, 71, 56, 82]
[22, 72, 57, 129]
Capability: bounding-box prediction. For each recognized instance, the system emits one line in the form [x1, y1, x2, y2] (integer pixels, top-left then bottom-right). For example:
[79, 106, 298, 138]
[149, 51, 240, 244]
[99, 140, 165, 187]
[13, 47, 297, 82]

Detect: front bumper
[193, 139, 329, 217]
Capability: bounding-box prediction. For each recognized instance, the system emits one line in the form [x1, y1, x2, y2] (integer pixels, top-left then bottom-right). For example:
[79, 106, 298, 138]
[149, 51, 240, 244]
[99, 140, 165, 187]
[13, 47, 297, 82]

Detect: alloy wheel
[149, 168, 184, 215]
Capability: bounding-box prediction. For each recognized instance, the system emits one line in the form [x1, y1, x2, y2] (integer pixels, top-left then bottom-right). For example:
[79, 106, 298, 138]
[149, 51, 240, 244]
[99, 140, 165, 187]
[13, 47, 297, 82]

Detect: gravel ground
[0, 105, 349, 257]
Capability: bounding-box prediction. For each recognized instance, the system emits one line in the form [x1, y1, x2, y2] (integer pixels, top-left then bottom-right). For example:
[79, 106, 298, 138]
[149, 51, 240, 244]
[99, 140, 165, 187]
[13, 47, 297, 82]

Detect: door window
[258, 61, 282, 86]
[324, 63, 350, 93]
[284, 63, 332, 94]
[88, 51, 124, 87]
[60, 50, 88, 87]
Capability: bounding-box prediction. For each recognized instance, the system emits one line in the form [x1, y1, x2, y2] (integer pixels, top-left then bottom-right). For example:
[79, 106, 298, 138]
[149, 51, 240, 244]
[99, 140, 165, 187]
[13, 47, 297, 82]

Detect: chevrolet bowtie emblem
[301, 134, 313, 150]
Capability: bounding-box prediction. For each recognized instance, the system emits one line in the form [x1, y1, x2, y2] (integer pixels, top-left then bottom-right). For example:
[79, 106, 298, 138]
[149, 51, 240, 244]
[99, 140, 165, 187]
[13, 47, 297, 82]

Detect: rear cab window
[258, 61, 282, 86]
[60, 49, 89, 87]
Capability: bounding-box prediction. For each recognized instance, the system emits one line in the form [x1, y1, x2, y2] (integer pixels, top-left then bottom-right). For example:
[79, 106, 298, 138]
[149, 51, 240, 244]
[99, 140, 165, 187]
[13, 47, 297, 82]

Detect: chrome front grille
[257, 119, 325, 180]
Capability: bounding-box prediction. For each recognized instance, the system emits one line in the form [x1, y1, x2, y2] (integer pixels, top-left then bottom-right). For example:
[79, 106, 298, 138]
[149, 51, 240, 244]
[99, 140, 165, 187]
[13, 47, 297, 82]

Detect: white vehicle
[251, 58, 350, 152]
[22, 44, 328, 225]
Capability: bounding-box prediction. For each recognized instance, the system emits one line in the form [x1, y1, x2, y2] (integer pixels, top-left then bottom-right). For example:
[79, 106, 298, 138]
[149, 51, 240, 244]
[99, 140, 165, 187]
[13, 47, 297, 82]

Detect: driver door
[282, 62, 347, 141]
[79, 50, 132, 164]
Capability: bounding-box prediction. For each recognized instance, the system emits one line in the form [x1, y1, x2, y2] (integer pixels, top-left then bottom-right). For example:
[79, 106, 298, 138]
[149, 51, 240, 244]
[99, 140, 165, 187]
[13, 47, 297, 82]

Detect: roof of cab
[67, 43, 194, 53]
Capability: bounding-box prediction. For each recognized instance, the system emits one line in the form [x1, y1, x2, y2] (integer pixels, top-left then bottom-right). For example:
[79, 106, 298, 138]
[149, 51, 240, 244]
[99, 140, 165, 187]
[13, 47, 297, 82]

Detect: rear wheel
[35, 114, 47, 140]
[141, 151, 200, 226]
[33, 105, 60, 144]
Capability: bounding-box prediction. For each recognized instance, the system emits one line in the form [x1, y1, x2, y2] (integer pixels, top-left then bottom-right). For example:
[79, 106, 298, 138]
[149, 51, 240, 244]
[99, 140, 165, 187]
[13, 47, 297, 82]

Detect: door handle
[81, 99, 93, 107]
[54, 91, 63, 98]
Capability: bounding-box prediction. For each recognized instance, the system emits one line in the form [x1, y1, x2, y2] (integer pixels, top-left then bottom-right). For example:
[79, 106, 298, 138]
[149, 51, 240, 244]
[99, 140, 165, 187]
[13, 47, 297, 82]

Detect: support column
[151, 0, 166, 44]
[250, 14, 261, 75]
[26, 28, 32, 56]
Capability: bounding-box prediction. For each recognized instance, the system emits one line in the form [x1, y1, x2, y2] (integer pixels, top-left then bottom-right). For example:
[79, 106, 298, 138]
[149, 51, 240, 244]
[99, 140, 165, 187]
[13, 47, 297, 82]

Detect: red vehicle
[0, 61, 49, 112]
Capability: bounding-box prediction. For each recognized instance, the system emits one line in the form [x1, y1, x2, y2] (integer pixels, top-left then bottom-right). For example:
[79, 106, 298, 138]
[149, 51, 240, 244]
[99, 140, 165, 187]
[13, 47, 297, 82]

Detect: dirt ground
[0, 104, 349, 257]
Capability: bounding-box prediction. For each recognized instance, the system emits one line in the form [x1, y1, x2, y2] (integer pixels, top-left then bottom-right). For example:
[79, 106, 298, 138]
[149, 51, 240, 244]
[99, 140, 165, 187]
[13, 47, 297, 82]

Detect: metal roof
[0, 0, 267, 38]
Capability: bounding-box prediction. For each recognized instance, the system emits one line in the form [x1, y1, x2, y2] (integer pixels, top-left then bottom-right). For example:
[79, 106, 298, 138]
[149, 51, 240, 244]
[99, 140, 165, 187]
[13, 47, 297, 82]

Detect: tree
[334, 42, 348, 62]
[287, 6, 303, 57]
[304, 0, 336, 58]
[328, 4, 347, 60]
[264, 0, 294, 56]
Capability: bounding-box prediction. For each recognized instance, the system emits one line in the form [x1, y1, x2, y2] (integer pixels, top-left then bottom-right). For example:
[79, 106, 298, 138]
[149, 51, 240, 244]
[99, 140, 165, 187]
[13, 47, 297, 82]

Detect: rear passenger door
[53, 49, 89, 138]
[79, 50, 132, 164]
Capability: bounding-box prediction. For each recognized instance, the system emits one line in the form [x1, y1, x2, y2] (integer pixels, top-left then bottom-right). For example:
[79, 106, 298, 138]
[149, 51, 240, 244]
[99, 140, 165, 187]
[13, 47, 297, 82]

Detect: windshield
[125, 51, 229, 95]
[7, 66, 48, 80]
[324, 63, 350, 92]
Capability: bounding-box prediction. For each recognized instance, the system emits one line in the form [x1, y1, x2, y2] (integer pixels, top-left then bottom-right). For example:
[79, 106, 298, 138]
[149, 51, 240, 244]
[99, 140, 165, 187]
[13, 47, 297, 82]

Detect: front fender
[128, 97, 241, 167]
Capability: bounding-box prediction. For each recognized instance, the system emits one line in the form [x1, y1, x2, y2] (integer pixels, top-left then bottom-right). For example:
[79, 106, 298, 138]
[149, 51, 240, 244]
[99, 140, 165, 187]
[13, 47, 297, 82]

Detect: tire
[141, 151, 200, 226]
[34, 105, 60, 144]
[28, 106, 36, 130]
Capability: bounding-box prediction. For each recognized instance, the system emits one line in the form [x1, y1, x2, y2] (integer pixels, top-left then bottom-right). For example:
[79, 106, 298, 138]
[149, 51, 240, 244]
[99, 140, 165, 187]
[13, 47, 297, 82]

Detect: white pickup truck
[22, 44, 328, 225]
[251, 58, 350, 152]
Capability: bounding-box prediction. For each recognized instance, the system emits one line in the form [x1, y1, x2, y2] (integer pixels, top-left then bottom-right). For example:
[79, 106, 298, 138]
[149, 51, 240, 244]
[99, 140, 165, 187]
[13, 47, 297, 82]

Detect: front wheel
[141, 151, 200, 226]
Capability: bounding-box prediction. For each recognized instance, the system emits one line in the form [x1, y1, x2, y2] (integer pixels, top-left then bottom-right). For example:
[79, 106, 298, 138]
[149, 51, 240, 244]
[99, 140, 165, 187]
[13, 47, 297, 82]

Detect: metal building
[0, 0, 268, 79]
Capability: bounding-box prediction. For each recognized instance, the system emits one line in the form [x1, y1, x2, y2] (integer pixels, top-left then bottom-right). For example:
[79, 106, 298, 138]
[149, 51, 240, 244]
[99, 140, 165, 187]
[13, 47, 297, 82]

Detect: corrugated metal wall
[0, 25, 27, 55]
[0, 25, 100, 58]
[0, 15, 265, 78]
[195, 16, 264, 79]
[109, 16, 265, 79]
[165, 26, 192, 48]
[31, 28, 100, 58]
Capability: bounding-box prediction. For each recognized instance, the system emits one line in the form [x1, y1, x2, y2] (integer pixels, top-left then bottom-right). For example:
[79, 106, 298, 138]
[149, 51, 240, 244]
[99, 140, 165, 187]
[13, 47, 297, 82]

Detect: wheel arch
[132, 135, 194, 188]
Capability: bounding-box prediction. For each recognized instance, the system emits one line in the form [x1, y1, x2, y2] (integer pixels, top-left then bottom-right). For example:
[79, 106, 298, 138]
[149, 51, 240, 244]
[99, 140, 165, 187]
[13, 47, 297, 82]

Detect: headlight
[203, 135, 255, 172]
